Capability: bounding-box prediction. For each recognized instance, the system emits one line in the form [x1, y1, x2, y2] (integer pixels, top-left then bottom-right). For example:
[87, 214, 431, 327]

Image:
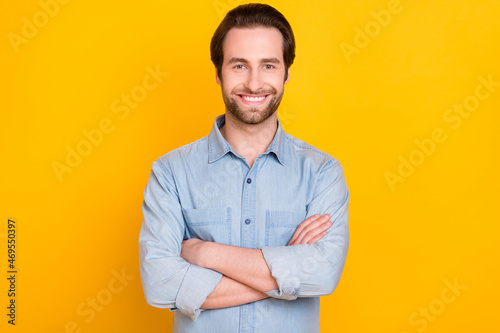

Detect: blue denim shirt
[139, 114, 349, 333]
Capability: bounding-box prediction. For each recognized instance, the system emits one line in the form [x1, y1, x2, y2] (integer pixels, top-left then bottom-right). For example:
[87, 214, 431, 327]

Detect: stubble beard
[221, 85, 284, 125]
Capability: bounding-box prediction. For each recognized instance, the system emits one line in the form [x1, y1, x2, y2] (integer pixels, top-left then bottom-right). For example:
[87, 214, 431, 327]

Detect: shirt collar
[208, 114, 286, 165]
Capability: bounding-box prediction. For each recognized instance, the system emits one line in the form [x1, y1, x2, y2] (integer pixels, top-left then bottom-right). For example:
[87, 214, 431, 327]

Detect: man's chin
[229, 109, 277, 125]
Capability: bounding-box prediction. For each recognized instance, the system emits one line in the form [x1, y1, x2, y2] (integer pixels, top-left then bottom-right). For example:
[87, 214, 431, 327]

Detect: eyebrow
[227, 57, 281, 65]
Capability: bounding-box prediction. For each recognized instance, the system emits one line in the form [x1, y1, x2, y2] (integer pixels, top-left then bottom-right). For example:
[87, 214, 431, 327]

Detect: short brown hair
[210, 3, 296, 82]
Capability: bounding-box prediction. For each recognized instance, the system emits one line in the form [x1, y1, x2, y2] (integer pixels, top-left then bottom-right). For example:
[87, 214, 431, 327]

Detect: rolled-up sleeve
[261, 159, 349, 300]
[139, 160, 222, 320]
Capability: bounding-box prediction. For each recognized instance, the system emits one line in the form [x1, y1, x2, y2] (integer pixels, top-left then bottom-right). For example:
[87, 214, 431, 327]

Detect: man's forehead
[223, 26, 284, 62]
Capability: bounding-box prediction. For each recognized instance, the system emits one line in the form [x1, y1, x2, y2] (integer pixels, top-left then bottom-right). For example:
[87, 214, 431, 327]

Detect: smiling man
[139, 3, 349, 333]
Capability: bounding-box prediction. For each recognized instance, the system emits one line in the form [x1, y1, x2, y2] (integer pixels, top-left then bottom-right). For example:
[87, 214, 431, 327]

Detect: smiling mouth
[237, 94, 270, 104]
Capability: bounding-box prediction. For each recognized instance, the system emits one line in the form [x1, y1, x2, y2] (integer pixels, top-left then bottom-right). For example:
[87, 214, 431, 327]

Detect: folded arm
[201, 275, 268, 309]
[181, 214, 333, 294]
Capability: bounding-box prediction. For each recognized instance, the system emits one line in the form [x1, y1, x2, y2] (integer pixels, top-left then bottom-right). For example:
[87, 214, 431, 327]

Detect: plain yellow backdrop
[1, 0, 499, 332]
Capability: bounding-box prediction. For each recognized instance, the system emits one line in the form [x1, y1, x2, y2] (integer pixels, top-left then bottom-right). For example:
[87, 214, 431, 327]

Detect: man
[139, 3, 349, 332]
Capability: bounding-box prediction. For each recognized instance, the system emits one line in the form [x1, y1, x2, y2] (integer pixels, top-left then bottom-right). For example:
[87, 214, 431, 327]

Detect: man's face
[216, 26, 290, 125]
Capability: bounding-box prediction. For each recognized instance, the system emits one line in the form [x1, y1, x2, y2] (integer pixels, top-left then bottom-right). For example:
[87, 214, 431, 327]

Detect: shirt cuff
[173, 264, 222, 320]
[261, 246, 301, 300]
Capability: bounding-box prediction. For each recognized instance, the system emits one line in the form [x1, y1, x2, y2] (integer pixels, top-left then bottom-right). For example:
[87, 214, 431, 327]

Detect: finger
[298, 220, 332, 245]
[294, 214, 330, 245]
[288, 214, 321, 245]
[289, 216, 330, 246]
[307, 231, 327, 245]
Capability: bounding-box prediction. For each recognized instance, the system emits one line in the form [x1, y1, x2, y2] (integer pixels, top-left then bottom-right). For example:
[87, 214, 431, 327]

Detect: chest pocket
[182, 207, 232, 245]
[265, 210, 307, 247]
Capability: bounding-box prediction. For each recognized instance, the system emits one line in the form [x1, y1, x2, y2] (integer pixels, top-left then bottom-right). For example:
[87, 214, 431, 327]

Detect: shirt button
[246, 178, 252, 184]
[245, 219, 251, 225]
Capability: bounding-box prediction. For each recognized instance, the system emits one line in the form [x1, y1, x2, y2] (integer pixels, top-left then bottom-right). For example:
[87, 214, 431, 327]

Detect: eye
[233, 64, 246, 69]
[264, 64, 275, 70]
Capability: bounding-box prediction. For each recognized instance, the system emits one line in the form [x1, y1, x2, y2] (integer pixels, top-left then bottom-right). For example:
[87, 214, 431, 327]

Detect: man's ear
[284, 67, 291, 84]
[215, 67, 221, 85]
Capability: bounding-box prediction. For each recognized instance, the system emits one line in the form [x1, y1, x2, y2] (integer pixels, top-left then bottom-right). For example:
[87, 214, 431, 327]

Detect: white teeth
[242, 95, 266, 102]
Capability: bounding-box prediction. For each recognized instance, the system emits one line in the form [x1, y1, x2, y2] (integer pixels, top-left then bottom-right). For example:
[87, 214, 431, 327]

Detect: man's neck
[220, 112, 278, 168]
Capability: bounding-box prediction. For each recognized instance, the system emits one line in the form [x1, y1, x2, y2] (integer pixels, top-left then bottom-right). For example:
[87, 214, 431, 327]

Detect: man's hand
[180, 238, 206, 266]
[287, 214, 332, 246]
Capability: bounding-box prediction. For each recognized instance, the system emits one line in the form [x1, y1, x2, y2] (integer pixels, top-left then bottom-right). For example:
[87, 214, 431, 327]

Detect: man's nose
[244, 68, 264, 93]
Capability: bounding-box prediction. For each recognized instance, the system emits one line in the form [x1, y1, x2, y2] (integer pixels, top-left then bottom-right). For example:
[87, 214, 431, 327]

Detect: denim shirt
[139, 114, 349, 333]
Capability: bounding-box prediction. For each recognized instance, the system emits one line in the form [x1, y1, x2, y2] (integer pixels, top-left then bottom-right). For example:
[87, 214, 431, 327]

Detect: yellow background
[1, 0, 499, 332]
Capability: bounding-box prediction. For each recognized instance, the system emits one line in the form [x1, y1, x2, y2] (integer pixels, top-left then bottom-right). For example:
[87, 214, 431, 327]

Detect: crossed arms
[180, 213, 334, 309]
[139, 158, 349, 321]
